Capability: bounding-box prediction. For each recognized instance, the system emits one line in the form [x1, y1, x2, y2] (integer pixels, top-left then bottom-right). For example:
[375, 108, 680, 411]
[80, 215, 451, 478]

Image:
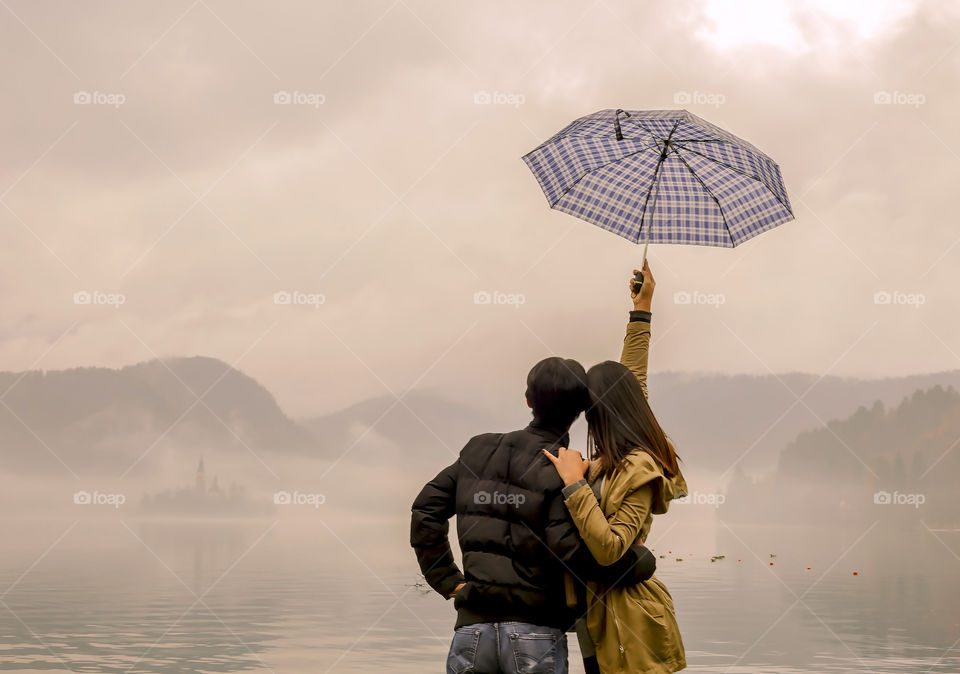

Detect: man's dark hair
[525, 357, 589, 429]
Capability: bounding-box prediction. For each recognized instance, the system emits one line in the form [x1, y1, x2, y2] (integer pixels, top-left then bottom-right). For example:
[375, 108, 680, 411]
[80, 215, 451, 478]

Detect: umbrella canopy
[522, 109, 794, 248]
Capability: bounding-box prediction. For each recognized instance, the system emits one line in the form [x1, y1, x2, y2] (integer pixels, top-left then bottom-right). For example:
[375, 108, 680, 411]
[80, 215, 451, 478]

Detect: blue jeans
[446, 622, 568, 674]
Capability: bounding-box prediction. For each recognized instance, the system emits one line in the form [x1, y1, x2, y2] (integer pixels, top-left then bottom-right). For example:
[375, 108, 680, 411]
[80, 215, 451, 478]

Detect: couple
[410, 262, 688, 674]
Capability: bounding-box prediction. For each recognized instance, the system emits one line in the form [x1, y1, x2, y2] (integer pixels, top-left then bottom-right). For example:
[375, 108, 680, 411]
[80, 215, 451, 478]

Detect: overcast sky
[1, 0, 959, 417]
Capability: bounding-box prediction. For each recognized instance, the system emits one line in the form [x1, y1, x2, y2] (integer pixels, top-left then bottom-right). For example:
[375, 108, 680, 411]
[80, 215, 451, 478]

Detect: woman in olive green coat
[545, 261, 688, 673]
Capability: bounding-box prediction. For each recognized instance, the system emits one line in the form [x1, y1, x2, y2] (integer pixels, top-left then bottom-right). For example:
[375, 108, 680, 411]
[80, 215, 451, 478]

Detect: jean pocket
[509, 630, 565, 674]
[446, 627, 481, 674]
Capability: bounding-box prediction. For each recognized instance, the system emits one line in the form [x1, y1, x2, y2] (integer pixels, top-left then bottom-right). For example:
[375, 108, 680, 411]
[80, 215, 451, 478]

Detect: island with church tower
[139, 457, 273, 517]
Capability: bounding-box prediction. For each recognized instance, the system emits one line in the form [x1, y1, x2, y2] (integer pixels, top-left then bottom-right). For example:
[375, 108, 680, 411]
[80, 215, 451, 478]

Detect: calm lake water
[1, 514, 958, 673]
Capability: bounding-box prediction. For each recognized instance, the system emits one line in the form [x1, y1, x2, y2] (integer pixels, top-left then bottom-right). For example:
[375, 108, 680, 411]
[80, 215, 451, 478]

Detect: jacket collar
[525, 418, 571, 445]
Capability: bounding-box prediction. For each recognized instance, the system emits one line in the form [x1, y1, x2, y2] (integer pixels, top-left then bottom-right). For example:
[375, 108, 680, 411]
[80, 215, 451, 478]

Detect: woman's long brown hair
[585, 360, 680, 479]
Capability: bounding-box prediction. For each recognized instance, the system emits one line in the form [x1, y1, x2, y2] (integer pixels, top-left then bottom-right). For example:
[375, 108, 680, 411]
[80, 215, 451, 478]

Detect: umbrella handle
[632, 242, 649, 294]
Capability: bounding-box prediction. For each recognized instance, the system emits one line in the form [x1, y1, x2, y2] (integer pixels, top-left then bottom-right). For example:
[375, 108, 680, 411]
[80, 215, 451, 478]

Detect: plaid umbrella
[522, 109, 794, 248]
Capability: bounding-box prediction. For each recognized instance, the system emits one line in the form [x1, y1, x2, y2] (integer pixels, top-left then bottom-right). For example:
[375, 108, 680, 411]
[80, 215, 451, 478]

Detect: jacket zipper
[599, 468, 627, 665]
[613, 606, 626, 663]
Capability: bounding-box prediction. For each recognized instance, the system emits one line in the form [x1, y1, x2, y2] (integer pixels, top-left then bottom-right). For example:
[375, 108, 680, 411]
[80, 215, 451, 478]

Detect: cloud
[1, 0, 959, 417]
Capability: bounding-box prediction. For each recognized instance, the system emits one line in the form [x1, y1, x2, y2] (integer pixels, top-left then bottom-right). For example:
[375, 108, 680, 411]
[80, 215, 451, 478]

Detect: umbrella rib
[565, 130, 658, 144]
[636, 121, 679, 242]
[551, 141, 662, 206]
[625, 119, 668, 144]
[638, 160, 664, 242]
[636, 115, 728, 147]
[673, 142, 792, 214]
[673, 137, 770, 158]
[674, 149, 735, 247]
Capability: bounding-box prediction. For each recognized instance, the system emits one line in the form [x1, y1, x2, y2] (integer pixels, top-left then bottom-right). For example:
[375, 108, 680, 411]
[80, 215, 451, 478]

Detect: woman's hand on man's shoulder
[542, 446, 589, 486]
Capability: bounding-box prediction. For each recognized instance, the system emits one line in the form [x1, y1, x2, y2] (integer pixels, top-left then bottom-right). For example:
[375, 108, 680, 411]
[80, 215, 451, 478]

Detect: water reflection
[0, 517, 957, 673]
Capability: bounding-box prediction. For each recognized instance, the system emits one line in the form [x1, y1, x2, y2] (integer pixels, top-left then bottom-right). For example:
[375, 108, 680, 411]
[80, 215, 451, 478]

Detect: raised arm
[621, 260, 655, 399]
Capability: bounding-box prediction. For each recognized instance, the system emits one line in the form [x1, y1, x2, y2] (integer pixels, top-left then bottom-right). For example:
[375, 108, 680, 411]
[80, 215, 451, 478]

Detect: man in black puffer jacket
[411, 356, 655, 674]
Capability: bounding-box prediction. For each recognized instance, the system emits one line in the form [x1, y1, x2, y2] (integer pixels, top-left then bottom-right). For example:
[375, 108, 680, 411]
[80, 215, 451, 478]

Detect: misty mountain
[4, 354, 960, 485]
[723, 385, 960, 526]
[0, 357, 313, 475]
[649, 369, 960, 473]
[779, 385, 960, 481]
[300, 370, 960, 478]
[301, 390, 504, 466]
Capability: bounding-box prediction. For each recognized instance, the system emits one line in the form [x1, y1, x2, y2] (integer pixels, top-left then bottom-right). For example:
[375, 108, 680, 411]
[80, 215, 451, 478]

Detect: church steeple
[195, 457, 206, 493]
